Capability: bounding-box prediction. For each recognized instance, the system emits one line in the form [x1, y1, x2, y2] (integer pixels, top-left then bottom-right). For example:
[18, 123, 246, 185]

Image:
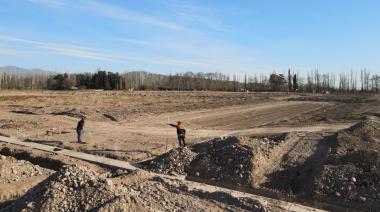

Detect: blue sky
[0, 0, 379, 75]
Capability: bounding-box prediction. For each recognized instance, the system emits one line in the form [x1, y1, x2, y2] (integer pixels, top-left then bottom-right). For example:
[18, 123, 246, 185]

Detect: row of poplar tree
[0, 69, 379, 93]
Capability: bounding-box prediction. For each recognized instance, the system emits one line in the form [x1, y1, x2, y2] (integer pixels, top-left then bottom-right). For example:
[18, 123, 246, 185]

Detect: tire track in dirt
[186, 101, 327, 130]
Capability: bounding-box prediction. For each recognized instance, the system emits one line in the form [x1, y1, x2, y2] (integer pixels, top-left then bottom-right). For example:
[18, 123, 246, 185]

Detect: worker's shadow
[24, 139, 64, 148]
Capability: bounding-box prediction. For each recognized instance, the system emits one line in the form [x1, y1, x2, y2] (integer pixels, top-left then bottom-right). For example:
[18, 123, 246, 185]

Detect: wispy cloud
[0, 35, 119, 62]
[29, 0, 192, 32]
[39, 44, 120, 62]
[86, 1, 189, 32]
[114, 36, 258, 69]
[28, 0, 226, 33]
[114, 37, 199, 53]
[0, 34, 234, 70]
[26, 0, 242, 71]
[154, 0, 228, 31]
[0, 48, 31, 56]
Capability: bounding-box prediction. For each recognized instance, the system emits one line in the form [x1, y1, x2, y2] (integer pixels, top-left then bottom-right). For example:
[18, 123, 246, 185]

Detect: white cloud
[38, 44, 120, 62]
[0, 35, 117, 61]
[114, 37, 198, 53]
[0, 48, 29, 56]
[113, 36, 263, 71]
[0, 34, 233, 70]
[29, 0, 192, 32]
[156, 0, 227, 31]
[87, 1, 188, 32]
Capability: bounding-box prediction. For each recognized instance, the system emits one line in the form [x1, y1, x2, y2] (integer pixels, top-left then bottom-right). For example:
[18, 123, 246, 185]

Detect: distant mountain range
[0, 66, 56, 75]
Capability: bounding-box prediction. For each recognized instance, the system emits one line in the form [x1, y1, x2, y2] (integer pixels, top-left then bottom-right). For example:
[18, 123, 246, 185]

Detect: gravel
[315, 117, 380, 209]
[140, 147, 197, 175]
[4, 165, 266, 212]
[0, 155, 53, 184]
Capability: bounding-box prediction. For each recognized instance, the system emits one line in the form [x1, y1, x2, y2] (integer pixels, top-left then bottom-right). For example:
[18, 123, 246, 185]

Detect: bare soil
[0, 91, 337, 162]
[0, 90, 379, 211]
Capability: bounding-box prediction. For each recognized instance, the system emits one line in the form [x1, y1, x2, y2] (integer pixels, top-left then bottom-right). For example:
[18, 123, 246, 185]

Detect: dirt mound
[119, 173, 266, 212]
[187, 137, 254, 187]
[314, 118, 380, 209]
[140, 147, 197, 175]
[4, 165, 266, 211]
[5, 165, 121, 211]
[140, 135, 285, 187]
[0, 155, 53, 184]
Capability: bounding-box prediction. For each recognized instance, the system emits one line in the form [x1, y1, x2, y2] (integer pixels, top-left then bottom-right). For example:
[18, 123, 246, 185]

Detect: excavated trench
[140, 132, 332, 193]
[257, 133, 336, 194]
[0, 147, 65, 171]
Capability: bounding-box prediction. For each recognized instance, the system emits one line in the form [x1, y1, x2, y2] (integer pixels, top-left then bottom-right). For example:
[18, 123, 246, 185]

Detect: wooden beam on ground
[0, 135, 137, 170]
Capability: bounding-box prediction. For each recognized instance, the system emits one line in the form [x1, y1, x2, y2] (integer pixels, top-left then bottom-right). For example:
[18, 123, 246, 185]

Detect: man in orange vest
[168, 121, 186, 147]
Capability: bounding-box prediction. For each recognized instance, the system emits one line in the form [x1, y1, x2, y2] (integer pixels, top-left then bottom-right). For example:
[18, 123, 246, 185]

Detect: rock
[26, 202, 34, 208]
[351, 177, 356, 183]
[359, 196, 367, 202]
[106, 179, 113, 186]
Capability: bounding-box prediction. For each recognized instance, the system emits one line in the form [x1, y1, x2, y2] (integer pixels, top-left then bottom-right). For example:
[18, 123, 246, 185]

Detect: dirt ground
[0, 90, 379, 211]
[0, 91, 365, 162]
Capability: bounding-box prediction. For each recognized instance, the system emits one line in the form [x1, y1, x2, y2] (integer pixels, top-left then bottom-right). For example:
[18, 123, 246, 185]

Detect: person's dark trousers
[178, 135, 186, 147]
[77, 129, 82, 143]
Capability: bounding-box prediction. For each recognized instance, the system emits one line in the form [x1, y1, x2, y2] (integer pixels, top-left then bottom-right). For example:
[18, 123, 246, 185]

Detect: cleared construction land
[0, 90, 379, 211]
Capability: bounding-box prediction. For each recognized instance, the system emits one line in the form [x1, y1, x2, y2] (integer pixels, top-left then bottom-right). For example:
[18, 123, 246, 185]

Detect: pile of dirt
[239, 135, 286, 156]
[314, 117, 380, 208]
[4, 165, 266, 211]
[5, 165, 132, 211]
[187, 137, 254, 187]
[119, 171, 266, 212]
[140, 147, 197, 175]
[0, 155, 53, 184]
[140, 135, 286, 187]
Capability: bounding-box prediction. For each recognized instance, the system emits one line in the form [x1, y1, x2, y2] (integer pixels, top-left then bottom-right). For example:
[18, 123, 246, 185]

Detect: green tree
[269, 73, 286, 91]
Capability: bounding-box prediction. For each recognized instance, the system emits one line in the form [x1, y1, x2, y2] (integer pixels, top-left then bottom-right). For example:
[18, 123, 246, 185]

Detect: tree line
[0, 72, 49, 90]
[0, 68, 379, 93]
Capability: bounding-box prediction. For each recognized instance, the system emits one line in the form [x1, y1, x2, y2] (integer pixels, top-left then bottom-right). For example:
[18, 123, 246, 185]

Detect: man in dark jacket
[76, 117, 85, 143]
[168, 121, 186, 147]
